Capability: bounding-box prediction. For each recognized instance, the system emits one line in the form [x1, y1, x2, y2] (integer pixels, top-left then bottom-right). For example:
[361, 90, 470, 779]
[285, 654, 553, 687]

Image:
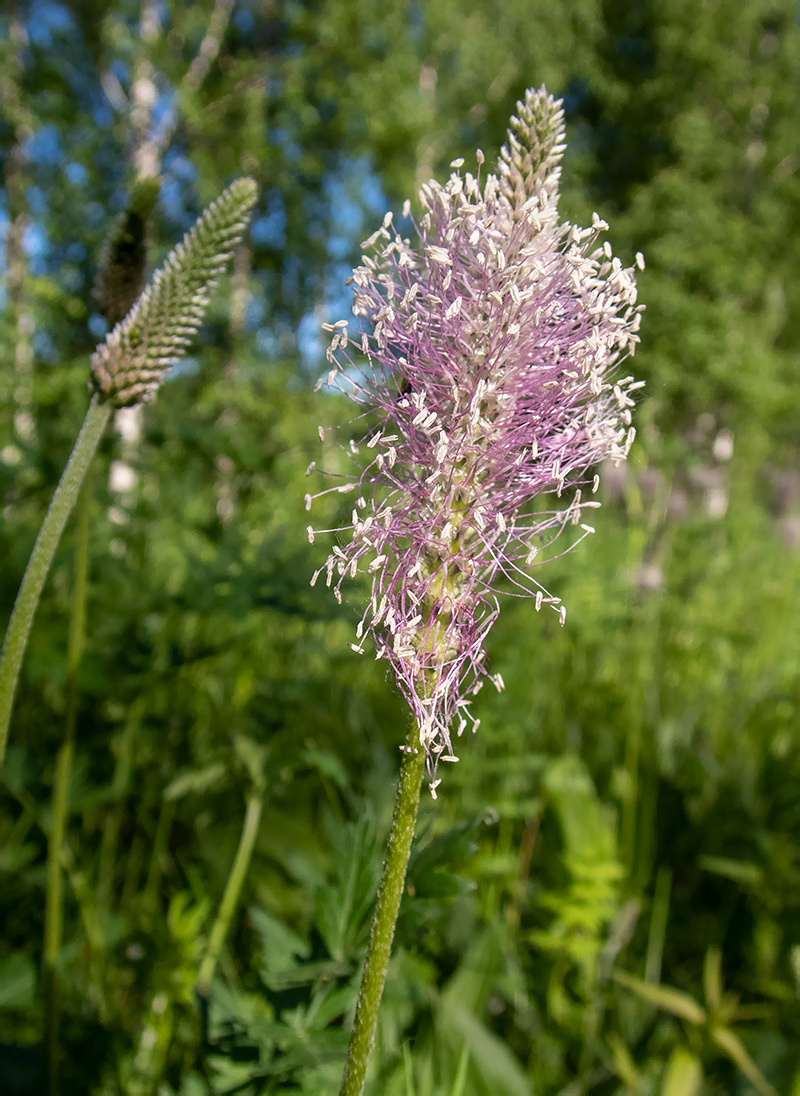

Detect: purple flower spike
[309, 87, 644, 789]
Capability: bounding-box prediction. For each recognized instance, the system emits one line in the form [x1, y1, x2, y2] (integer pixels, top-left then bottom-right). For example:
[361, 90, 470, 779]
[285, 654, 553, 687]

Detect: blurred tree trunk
[109, 0, 237, 513]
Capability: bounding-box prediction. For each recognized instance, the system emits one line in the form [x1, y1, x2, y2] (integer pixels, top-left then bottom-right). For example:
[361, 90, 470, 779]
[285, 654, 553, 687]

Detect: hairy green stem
[339, 721, 426, 1096]
[43, 477, 92, 1096]
[0, 395, 111, 765]
[196, 790, 264, 994]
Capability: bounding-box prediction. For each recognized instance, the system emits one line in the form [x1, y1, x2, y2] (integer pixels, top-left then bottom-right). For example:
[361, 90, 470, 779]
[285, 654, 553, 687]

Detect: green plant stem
[0, 395, 111, 765]
[97, 701, 141, 906]
[43, 474, 92, 1096]
[339, 721, 426, 1096]
[142, 797, 175, 913]
[120, 829, 147, 912]
[196, 789, 265, 994]
[0, 784, 106, 969]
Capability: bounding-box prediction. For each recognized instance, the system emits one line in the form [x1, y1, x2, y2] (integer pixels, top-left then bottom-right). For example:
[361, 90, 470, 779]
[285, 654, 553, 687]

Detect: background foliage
[1, 1, 799, 1094]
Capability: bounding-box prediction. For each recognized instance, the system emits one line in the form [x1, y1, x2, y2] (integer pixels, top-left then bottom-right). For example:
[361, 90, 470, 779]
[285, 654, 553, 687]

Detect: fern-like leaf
[91, 177, 258, 407]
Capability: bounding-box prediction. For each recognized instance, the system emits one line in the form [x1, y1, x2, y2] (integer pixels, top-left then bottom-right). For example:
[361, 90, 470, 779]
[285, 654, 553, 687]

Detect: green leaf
[703, 946, 722, 1011]
[710, 1026, 779, 1096]
[607, 1032, 642, 1091]
[299, 744, 350, 790]
[250, 907, 311, 976]
[0, 953, 36, 1010]
[0, 839, 36, 873]
[258, 957, 349, 991]
[314, 815, 382, 961]
[697, 854, 764, 888]
[163, 761, 226, 801]
[233, 733, 268, 789]
[543, 755, 616, 863]
[403, 1041, 416, 1096]
[450, 1043, 470, 1096]
[791, 945, 800, 994]
[167, 892, 209, 942]
[441, 926, 505, 1015]
[661, 1047, 702, 1096]
[612, 970, 707, 1025]
[438, 1003, 533, 1096]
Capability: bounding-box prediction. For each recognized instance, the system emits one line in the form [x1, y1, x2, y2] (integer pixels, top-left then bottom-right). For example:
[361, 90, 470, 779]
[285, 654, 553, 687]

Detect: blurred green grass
[1, 361, 798, 1094]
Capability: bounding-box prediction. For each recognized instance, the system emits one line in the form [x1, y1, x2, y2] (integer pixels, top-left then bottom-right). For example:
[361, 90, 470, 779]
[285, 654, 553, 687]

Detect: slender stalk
[645, 866, 672, 985]
[0, 783, 106, 969]
[120, 829, 146, 912]
[339, 721, 426, 1096]
[97, 703, 140, 906]
[195, 790, 264, 994]
[43, 474, 92, 1096]
[0, 395, 111, 764]
[142, 797, 175, 912]
[620, 711, 641, 879]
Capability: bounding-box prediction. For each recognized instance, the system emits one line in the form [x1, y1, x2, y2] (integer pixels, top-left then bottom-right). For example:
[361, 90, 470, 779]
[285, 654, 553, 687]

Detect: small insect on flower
[309, 87, 643, 786]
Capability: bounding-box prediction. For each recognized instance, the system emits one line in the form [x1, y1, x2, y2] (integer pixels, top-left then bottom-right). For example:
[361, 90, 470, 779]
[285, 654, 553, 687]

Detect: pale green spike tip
[498, 86, 566, 214]
[90, 176, 259, 408]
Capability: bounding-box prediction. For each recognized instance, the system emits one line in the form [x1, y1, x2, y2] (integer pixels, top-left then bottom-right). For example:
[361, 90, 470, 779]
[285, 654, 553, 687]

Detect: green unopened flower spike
[91, 176, 258, 408]
[0, 177, 258, 765]
[93, 176, 161, 327]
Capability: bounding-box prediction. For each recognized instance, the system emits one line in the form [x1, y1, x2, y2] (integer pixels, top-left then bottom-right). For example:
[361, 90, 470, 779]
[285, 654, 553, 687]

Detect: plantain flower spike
[91, 177, 258, 408]
[93, 176, 161, 327]
[309, 88, 645, 791]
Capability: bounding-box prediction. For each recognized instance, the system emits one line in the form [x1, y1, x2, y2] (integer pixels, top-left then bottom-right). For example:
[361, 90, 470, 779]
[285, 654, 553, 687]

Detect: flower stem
[0, 395, 111, 765]
[43, 473, 92, 1096]
[196, 790, 264, 994]
[339, 721, 426, 1096]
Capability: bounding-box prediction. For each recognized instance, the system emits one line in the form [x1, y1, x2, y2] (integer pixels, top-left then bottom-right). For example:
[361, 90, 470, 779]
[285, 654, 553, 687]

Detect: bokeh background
[1, 2, 799, 1094]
